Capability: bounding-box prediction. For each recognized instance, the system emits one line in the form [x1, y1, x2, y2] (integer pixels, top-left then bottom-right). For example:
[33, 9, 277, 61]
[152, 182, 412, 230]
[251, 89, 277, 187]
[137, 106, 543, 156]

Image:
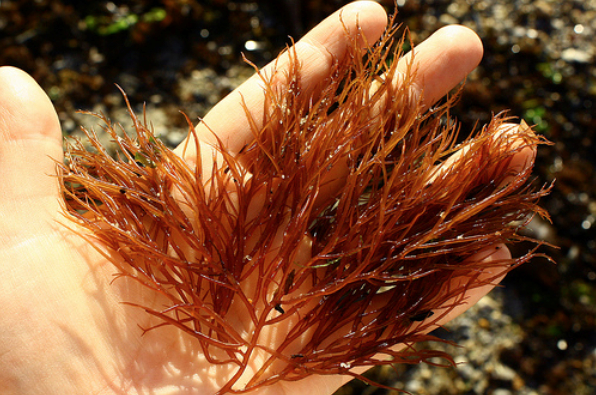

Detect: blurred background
[1, 0, 595, 394]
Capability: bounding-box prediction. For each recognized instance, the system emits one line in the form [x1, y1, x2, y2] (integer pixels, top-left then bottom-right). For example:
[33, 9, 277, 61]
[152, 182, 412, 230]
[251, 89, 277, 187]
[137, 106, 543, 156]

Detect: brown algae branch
[59, 19, 552, 395]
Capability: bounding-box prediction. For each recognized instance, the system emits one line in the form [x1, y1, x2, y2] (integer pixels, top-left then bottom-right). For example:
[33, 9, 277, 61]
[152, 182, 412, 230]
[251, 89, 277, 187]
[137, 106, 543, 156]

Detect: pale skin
[0, 2, 534, 394]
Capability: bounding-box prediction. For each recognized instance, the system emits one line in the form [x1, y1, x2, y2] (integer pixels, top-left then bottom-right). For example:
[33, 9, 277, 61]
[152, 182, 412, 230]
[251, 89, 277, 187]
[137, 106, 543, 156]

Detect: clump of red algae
[59, 16, 551, 395]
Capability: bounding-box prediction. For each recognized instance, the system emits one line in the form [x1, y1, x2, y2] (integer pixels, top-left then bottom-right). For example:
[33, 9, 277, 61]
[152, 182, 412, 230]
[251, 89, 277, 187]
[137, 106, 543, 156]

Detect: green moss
[84, 7, 166, 36]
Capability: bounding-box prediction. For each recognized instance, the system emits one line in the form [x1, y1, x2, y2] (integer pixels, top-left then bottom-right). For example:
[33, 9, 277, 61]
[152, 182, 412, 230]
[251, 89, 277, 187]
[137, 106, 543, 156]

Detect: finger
[0, 67, 63, 207]
[397, 24, 484, 108]
[494, 120, 538, 187]
[426, 121, 538, 188]
[422, 243, 510, 325]
[312, 24, 484, 208]
[375, 244, 510, 333]
[174, 1, 388, 160]
[338, 243, 510, 385]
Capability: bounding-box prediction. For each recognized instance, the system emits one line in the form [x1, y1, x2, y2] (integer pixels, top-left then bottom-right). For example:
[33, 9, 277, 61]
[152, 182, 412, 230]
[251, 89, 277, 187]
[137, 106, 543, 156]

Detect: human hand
[0, 2, 542, 394]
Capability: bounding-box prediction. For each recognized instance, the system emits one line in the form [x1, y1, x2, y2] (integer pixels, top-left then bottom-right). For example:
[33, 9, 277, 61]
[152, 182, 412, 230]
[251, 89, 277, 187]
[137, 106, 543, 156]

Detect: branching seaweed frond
[59, 15, 552, 395]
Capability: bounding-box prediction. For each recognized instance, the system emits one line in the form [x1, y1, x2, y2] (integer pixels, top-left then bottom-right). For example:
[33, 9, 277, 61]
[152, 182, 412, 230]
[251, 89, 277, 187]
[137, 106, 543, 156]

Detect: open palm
[0, 2, 535, 394]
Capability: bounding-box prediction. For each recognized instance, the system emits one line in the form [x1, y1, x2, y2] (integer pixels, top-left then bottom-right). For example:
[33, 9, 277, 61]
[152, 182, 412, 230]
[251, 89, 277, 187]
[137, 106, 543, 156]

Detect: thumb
[0, 67, 63, 225]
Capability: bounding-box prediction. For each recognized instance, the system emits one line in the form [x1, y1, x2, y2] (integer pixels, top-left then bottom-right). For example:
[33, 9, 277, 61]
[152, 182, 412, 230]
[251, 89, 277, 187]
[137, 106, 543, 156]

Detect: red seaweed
[59, 17, 551, 394]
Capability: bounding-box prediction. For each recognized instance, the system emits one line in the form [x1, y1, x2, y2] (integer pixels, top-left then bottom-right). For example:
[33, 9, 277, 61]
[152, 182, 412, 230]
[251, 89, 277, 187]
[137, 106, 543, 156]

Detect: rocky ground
[2, 0, 596, 394]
